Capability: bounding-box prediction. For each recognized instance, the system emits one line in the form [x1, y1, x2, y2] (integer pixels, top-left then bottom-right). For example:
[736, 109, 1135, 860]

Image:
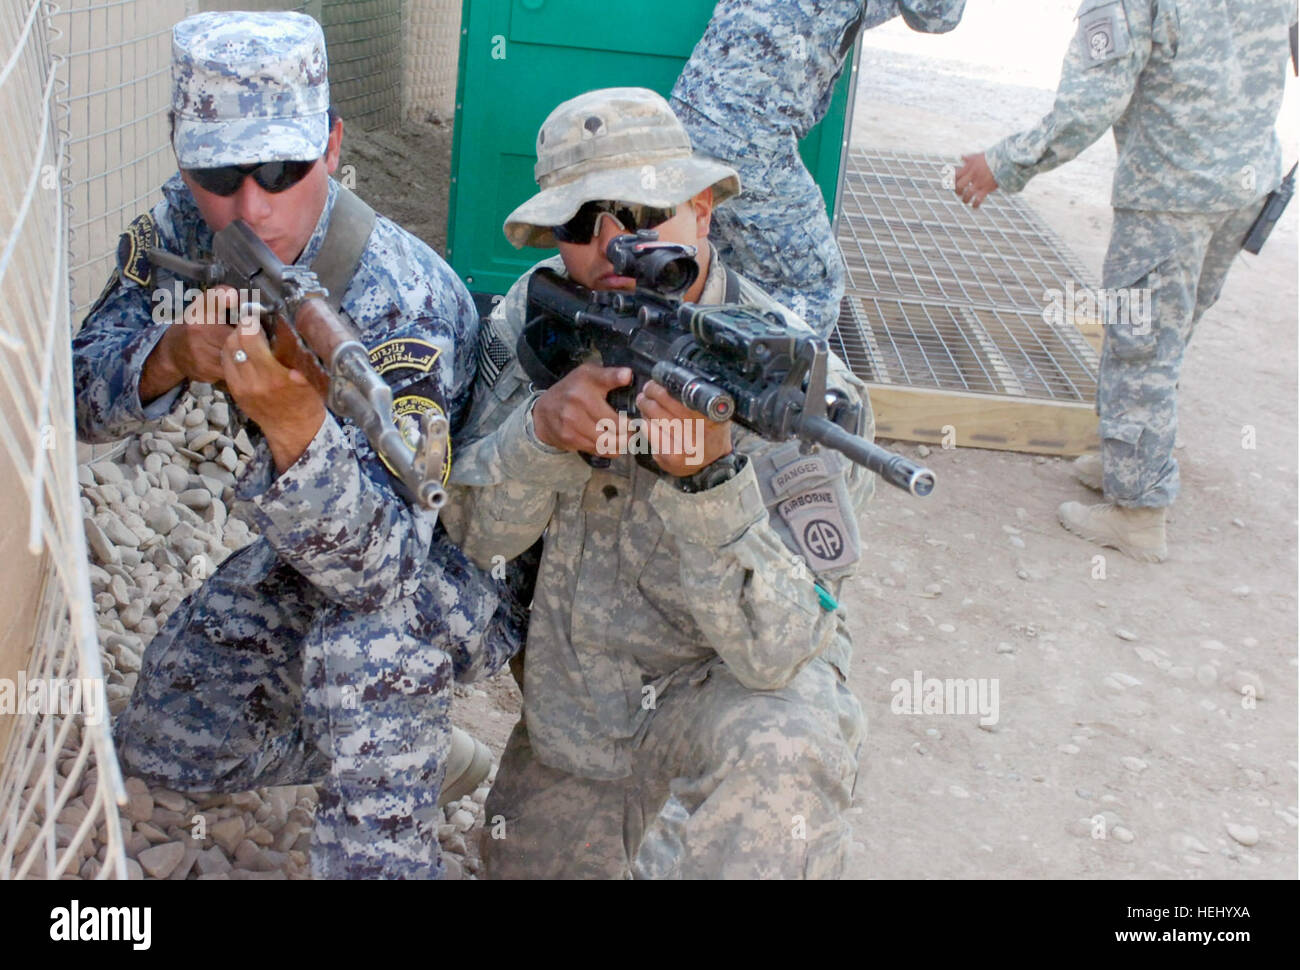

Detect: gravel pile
[20, 384, 491, 879]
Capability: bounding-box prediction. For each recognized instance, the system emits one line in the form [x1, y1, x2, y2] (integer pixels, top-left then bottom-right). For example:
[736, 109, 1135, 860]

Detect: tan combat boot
[1071, 453, 1103, 492]
[1057, 501, 1168, 563]
[439, 726, 493, 807]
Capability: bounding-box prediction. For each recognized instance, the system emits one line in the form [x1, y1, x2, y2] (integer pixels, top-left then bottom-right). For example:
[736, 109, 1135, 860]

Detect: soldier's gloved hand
[140, 284, 243, 402]
[636, 379, 732, 478]
[221, 315, 326, 475]
[954, 153, 998, 209]
[532, 361, 632, 455]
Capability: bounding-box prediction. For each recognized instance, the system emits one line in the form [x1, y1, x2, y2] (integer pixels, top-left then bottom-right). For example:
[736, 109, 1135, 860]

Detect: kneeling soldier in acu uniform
[442, 88, 873, 879]
[73, 11, 511, 879]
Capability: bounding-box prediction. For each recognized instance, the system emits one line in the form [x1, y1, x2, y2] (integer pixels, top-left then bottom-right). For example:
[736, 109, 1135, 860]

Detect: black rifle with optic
[519, 231, 935, 497]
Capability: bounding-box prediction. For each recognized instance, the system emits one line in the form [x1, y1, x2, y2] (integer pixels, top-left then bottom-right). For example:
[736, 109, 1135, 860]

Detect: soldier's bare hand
[221, 317, 325, 474]
[955, 153, 998, 209]
[532, 362, 631, 454]
[140, 285, 243, 401]
[636, 380, 732, 478]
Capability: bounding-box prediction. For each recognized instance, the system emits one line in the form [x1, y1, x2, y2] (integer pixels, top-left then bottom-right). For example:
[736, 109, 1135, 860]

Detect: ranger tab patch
[770, 453, 831, 498]
[116, 213, 157, 286]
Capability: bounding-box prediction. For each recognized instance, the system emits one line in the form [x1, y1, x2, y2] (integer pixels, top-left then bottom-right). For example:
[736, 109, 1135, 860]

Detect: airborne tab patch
[116, 213, 157, 286]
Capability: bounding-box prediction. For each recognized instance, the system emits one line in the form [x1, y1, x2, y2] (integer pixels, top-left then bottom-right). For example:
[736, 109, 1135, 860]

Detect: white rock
[178, 488, 211, 510]
[1226, 670, 1265, 700]
[152, 789, 188, 813]
[138, 840, 187, 879]
[1115, 628, 1138, 642]
[162, 465, 190, 492]
[996, 642, 1014, 654]
[450, 809, 476, 831]
[1111, 672, 1142, 687]
[1120, 756, 1148, 773]
[1058, 744, 1080, 755]
[1226, 823, 1259, 847]
[208, 402, 230, 427]
[91, 461, 125, 484]
[210, 817, 246, 855]
[1112, 826, 1135, 843]
[183, 409, 207, 428]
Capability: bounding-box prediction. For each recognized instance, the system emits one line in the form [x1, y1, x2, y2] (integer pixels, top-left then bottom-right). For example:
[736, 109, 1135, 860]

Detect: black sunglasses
[552, 200, 677, 244]
[184, 159, 318, 197]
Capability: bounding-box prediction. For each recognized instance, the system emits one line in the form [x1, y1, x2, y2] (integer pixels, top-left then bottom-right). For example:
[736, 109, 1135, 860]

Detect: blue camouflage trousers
[672, 101, 847, 337]
[1097, 203, 1264, 507]
[113, 538, 458, 879]
[480, 656, 864, 879]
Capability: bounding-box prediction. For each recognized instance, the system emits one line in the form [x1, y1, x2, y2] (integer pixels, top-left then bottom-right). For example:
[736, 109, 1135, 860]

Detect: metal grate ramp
[831, 149, 1103, 454]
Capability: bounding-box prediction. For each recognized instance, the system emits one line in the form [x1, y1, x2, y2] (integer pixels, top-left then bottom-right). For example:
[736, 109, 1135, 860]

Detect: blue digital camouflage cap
[171, 11, 331, 169]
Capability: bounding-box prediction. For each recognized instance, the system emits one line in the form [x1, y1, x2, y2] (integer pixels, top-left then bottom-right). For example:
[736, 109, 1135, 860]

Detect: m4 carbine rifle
[146, 220, 449, 510]
[520, 232, 935, 497]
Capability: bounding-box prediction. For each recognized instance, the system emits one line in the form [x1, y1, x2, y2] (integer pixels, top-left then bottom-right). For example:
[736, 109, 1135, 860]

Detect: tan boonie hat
[504, 87, 741, 249]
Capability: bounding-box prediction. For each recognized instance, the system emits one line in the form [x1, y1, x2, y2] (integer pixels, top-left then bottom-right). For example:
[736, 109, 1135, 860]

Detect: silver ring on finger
[232, 349, 248, 364]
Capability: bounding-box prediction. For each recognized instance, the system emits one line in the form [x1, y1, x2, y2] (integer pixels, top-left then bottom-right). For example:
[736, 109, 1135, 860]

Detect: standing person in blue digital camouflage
[72, 11, 508, 879]
[671, 0, 966, 337]
[955, 0, 1294, 563]
[441, 87, 874, 879]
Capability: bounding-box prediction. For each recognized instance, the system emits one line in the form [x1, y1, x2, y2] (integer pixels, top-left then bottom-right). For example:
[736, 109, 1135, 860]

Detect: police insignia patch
[382, 395, 452, 485]
[116, 213, 157, 286]
[368, 337, 440, 376]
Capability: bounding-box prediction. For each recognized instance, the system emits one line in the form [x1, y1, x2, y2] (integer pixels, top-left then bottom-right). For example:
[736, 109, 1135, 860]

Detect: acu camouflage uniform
[442, 246, 874, 879]
[671, 0, 966, 337]
[72, 12, 513, 880]
[984, 0, 1292, 508]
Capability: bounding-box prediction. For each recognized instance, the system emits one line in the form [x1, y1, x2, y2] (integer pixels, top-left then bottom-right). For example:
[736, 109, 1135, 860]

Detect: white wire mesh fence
[2, 0, 463, 880]
[0, 0, 133, 881]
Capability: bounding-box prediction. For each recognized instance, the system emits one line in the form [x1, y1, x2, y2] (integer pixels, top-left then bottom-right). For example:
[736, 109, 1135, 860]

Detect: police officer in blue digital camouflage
[72, 10, 506, 879]
[671, 0, 966, 337]
[954, 0, 1294, 563]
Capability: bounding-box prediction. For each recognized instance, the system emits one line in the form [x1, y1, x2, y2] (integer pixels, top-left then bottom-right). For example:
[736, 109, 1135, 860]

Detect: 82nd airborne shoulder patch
[1076, 1, 1132, 67]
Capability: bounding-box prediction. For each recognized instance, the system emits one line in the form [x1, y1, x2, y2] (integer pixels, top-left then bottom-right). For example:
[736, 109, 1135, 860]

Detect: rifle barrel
[799, 416, 935, 497]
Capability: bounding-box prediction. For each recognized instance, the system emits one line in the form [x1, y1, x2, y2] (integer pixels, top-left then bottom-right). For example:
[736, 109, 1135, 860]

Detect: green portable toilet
[447, 0, 859, 296]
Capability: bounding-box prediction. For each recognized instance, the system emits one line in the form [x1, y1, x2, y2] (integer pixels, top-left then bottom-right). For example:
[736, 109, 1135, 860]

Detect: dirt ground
[343, 4, 1299, 879]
